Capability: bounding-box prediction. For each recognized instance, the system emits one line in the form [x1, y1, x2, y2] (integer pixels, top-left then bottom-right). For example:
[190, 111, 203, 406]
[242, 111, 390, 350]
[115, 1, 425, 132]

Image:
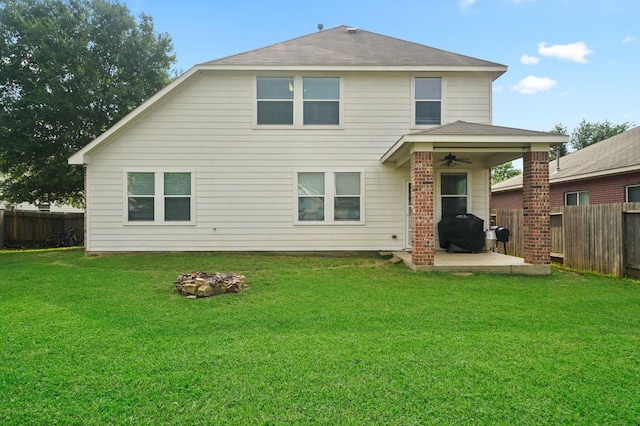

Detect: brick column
[522, 151, 550, 265]
[411, 151, 435, 266]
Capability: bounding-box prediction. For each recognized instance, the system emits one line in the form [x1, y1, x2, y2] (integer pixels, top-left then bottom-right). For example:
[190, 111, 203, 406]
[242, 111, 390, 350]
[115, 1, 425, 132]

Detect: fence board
[493, 209, 523, 257]
[2, 210, 84, 248]
[496, 203, 638, 278]
[624, 202, 640, 279]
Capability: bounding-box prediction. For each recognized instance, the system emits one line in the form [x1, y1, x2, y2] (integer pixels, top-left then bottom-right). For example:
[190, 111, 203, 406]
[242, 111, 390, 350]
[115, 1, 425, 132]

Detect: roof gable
[203, 25, 506, 73]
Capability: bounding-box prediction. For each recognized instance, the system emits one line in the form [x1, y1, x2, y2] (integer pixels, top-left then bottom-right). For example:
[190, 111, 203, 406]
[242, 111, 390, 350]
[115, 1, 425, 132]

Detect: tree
[569, 119, 633, 151]
[491, 162, 521, 184]
[0, 0, 176, 206]
[548, 123, 569, 161]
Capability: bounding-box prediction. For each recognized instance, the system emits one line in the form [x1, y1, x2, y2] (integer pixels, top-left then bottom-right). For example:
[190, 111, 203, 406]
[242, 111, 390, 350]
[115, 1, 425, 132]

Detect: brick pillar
[522, 151, 550, 265]
[411, 151, 435, 266]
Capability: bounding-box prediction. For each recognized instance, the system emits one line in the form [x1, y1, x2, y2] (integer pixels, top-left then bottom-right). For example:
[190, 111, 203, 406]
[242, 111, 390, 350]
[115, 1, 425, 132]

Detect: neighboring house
[0, 199, 83, 213]
[69, 25, 566, 269]
[492, 126, 640, 209]
[0, 178, 83, 213]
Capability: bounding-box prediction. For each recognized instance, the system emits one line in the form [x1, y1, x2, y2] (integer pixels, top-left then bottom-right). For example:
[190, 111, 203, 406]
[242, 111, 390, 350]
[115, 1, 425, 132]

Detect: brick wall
[491, 188, 523, 209]
[522, 151, 550, 265]
[492, 171, 640, 210]
[551, 171, 640, 206]
[410, 151, 435, 266]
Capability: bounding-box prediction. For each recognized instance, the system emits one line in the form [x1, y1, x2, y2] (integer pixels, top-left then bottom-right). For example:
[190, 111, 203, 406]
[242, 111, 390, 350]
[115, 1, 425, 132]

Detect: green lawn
[1, 249, 639, 425]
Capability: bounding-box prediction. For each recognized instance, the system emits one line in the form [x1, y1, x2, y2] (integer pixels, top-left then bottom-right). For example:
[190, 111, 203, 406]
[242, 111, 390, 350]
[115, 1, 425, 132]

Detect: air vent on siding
[346, 27, 358, 33]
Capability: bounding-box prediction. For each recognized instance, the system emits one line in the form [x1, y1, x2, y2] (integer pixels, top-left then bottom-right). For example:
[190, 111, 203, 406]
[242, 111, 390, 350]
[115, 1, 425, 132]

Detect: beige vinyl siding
[84, 70, 493, 252]
[444, 74, 492, 124]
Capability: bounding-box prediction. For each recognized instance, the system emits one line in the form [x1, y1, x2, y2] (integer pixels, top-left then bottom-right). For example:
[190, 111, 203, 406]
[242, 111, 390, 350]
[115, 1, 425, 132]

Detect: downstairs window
[127, 171, 194, 224]
[296, 171, 363, 224]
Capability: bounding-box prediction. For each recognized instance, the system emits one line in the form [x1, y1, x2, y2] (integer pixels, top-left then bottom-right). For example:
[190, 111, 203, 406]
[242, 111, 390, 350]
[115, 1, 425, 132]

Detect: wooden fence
[493, 202, 640, 278]
[0, 210, 84, 248]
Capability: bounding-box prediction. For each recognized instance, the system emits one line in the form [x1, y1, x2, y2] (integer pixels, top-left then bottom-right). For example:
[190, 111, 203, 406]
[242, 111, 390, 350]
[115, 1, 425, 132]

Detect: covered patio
[381, 121, 568, 273]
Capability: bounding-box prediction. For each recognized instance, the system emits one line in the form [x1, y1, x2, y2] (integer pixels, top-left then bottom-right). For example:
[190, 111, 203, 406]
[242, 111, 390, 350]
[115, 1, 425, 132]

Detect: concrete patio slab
[393, 251, 550, 275]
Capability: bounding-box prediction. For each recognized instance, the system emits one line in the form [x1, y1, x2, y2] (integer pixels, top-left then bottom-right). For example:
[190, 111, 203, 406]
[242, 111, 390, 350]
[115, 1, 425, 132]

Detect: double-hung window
[127, 171, 194, 223]
[257, 77, 294, 125]
[414, 77, 442, 126]
[297, 171, 363, 224]
[440, 172, 467, 217]
[627, 185, 640, 202]
[303, 77, 340, 125]
[565, 191, 589, 206]
[257, 76, 340, 126]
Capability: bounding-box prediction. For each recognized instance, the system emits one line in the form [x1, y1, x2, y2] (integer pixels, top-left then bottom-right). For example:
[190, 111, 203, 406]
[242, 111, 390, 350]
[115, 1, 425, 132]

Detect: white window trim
[411, 74, 444, 129]
[254, 75, 344, 129]
[293, 169, 365, 225]
[626, 184, 640, 202]
[123, 169, 196, 225]
[435, 169, 471, 224]
[565, 190, 589, 206]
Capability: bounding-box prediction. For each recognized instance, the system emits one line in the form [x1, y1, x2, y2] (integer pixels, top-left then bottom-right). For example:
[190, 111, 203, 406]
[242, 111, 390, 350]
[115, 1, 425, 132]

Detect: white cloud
[537, 41, 593, 63]
[520, 55, 539, 65]
[622, 35, 636, 43]
[511, 76, 557, 94]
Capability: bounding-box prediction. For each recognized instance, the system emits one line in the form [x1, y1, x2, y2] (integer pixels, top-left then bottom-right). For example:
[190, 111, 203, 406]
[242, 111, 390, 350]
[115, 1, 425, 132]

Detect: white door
[404, 180, 412, 250]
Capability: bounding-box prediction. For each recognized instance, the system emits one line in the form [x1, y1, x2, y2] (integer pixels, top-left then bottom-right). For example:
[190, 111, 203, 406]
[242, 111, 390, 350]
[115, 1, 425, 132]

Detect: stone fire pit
[175, 272, 247, 298]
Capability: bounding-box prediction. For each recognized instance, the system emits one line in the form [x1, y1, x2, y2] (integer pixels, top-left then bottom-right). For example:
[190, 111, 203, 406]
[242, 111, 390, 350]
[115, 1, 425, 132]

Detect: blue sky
[127, 0, 639, 134]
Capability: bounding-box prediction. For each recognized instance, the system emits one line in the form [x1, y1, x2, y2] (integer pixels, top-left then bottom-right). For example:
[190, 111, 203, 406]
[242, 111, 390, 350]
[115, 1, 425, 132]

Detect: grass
[1, 249, 639, 425]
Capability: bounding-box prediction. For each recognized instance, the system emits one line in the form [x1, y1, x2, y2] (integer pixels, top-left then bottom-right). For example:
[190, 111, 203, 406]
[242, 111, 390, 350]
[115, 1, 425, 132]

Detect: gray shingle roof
[202, 25, 507, 70]
[492, 125, 640, 191]
[410, 120, 560, 137]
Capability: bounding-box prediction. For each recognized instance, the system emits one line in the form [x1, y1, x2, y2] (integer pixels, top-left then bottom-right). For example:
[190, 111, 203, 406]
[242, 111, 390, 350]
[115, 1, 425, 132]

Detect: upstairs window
[257, 76, 341, 126]
[415, 77, 442, 126]
[257, 77, 294, 125]
[303, 77, 340, 125]
[565, 191, 589, 206]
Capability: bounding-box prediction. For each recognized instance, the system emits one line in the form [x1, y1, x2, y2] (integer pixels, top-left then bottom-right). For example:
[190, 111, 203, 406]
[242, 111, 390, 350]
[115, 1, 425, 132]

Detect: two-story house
[69, 25, 566, 272]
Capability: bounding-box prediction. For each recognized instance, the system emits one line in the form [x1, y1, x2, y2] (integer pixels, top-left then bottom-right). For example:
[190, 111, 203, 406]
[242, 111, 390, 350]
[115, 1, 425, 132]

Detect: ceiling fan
[439, 152, 472, 167]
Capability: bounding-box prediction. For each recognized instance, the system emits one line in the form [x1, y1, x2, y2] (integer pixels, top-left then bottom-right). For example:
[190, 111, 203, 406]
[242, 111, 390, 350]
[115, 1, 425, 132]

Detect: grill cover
[438, 214, 485, 253]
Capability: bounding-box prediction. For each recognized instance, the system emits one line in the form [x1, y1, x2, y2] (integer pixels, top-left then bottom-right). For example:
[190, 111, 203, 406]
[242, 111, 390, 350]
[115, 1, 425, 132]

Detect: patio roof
[381, 121, 568, 168]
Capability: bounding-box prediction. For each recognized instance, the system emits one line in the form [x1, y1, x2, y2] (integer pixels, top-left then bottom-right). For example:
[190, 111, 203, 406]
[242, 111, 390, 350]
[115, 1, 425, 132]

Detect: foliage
[568, 119, 633, 151]
[548, 123, 569, 160]
[2, 250, 639, 424]
[0, 0, 176, 206]
[491, 161, 521, 184]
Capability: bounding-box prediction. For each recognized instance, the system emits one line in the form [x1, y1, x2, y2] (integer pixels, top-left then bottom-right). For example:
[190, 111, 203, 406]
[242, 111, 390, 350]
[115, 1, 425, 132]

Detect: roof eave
[492, 164, 640, 192]
[195, 64, 508, 74]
